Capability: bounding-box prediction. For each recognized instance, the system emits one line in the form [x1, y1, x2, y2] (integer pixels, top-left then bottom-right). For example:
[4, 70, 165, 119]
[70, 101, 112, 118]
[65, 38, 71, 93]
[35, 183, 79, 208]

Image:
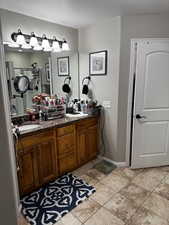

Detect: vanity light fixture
[16, 29, 26, 46]
[62, 40, 70, 51]
[10, 29, 70, 52]
[52, 36, 61, 52]
[30, 32, 38, 47]
[41, 34, 50, 49]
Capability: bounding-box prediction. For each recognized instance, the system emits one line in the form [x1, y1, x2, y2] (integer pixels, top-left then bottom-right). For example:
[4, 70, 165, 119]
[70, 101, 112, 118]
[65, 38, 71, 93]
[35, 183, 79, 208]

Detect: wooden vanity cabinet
[17, 117, 99, 196]
[37, 137, 57, 185]
[17, 129, 58, 196]
[56, 125, 78, 175]
[76, 118, 98, 165]
[18, 145, 39, 195]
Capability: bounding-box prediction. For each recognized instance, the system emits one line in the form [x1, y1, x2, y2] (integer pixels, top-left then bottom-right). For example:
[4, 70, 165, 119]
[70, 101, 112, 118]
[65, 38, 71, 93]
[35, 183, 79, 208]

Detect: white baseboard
[97, 155, 128, 168]
[18, 203, 22, 213]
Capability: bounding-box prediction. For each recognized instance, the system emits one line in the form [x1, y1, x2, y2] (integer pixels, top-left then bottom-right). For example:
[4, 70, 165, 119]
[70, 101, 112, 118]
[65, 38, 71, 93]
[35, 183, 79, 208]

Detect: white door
[131, 40, 169, 168]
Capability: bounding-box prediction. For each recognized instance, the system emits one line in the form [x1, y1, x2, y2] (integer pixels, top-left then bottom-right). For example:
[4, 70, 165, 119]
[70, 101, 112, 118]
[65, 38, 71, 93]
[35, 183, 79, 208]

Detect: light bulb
[8, 42, 19, 48]
[22, 43, 31, 49]
[52, 37, 61, 52]
[41, 35, 50, 49]
[62, 41, 70, 51]
[33, 45, 43, 51]
[43, 47, 52, 52]
[30, 33, 38, 47]
[16, 29, 26, 45]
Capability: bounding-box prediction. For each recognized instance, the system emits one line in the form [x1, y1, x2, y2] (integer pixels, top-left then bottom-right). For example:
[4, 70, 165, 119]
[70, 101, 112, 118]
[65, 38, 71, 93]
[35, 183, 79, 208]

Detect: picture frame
[57, 56, 70, 76]
[89, 50, 107, 76]
[45, 63, 50, 81]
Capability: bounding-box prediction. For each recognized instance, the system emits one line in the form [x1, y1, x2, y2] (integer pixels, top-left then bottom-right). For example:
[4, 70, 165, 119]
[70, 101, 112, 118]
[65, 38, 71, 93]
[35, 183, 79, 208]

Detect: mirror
[4, 45, 51, 116]
[14, 75, 30, 94]
[4, 45, 79, 118]
[51, 51, 79, 100]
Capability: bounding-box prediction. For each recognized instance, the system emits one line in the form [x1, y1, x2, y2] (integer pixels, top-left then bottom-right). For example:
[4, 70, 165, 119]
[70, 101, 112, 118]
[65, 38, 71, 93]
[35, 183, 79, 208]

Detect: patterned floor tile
[100, 173, 129, 192]
[72, 199, 101, 223]
[84, 207, 125, 225]
[120, 183, 150, 207]
[86, 168, 106, 181]
[154, 180, 169, 201]
[163, 174, 169, 185]
[90, 182, 115, 205]
[19, 163, 169, 225]
[112, 168, 144, 181]
[143, 193, 169, 221]
[78, 174, 98, 186]
[104, 193, 138, 223]
[132, 168, 167, 191]
[127, 207, 169, 225]
[72, 162, 93, 177]
[55, 213, 81, 225]
[158, 166, 169, 173]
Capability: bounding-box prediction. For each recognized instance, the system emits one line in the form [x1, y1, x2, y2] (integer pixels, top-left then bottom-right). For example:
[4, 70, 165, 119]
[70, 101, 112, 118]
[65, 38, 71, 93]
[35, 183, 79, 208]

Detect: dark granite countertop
[18, 114, 98, 136]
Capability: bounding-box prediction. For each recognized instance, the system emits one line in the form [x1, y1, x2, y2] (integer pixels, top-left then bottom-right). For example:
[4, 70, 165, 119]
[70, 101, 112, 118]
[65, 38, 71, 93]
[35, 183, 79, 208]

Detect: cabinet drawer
[57, 133, 75, 155]
[17, 129, 54, 150]
[57, 125, 75, 137]
[59, 151, 77, 174]
[76, 118, 98, 129]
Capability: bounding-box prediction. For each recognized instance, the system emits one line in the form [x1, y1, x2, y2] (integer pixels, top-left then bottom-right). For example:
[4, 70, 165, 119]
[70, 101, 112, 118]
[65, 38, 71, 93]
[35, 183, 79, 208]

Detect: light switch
[103, 101, 111, 108]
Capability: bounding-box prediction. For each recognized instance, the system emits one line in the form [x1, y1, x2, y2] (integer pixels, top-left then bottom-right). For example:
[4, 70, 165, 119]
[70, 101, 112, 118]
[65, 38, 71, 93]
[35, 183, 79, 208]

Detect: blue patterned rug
[21, 173, 96, 225]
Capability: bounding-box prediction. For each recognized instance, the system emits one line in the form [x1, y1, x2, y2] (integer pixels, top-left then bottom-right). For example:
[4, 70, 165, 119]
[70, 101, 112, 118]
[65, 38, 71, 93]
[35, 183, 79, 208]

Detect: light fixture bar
[11, 29, 70, 52]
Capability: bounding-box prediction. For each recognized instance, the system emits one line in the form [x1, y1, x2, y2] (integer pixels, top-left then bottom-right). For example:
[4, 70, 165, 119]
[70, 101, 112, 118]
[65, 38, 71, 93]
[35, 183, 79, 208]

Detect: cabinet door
[77, 128, 88, 165]
[87, 125, 98, 160]
[38, 138, 57, 185]
[59, 151, 77, 175]
[18, 146, 39, 196]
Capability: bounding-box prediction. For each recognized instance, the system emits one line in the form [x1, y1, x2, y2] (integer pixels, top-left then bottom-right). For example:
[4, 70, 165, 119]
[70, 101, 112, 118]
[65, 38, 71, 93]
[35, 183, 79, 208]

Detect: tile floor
[18, 159, 169, 225]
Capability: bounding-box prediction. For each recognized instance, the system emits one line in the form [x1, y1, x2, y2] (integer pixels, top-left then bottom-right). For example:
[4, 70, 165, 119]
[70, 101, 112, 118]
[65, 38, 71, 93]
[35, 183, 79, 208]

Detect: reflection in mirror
[4, 45, 51, 117]
[4, 45, 80, 119]
[14, 75, 30, 94]
[51, 50, 79, 101]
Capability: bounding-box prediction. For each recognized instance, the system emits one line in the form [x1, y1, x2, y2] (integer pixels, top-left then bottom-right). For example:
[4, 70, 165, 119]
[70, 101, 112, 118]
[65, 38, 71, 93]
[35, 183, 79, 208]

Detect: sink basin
[19, 124, 40, 133]
[66, 113, 88, 118]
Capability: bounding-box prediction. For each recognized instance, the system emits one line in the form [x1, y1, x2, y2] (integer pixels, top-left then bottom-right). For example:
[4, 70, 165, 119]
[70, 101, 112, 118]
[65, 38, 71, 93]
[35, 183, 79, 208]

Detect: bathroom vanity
[4, 40, 100, 197]
[16, 115, 99, 196]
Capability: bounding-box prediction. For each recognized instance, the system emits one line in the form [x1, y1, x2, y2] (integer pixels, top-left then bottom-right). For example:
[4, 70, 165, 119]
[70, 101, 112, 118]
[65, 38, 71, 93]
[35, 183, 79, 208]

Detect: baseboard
[97, 155, 128, 168]
[18, 203, 22, 213]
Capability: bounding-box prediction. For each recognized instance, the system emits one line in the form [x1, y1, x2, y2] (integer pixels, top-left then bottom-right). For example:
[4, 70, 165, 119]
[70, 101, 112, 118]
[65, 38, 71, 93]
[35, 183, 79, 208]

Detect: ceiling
[0, 0, 169, 28]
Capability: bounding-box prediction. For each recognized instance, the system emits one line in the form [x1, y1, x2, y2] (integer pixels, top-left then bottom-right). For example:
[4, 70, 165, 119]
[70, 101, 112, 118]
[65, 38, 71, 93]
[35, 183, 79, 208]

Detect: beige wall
[51, 51, 79, 99]
[79, 17, 121, 160]
[79, 14, 169, 163]
[118, 13, 169, 162]
[5, 51, 49, 68]
[0, 24, 18, 225]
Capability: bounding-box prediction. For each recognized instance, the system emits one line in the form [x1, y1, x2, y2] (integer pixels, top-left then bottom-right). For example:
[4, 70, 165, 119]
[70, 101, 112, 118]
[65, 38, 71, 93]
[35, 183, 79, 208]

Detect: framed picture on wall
[45, 63, 50, 81]
[57, 56, 70, 76]
[89, 50, 107, 76]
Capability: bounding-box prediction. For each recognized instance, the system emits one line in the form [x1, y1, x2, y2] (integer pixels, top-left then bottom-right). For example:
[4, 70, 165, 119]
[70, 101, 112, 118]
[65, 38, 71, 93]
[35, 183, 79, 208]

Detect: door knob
[136, 114, 146, 119]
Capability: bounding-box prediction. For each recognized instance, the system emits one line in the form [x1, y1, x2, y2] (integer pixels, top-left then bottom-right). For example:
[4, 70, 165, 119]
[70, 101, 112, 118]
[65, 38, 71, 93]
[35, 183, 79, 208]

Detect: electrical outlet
[103, 101, 111, 108]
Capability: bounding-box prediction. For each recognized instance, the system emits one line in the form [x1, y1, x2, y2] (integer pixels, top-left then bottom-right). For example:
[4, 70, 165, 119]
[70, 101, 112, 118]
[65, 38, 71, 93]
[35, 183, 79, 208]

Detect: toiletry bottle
[81, 100, 85, 113]
[39, 110, 42, 122]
